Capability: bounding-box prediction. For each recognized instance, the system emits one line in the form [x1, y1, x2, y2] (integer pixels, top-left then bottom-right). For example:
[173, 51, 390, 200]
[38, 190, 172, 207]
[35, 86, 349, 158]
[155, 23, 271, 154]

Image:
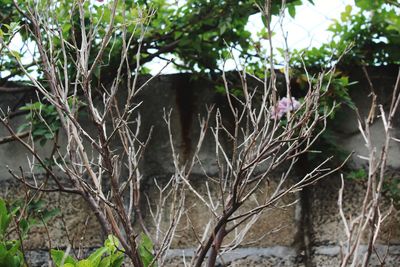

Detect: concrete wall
[0, 68, 400, 266]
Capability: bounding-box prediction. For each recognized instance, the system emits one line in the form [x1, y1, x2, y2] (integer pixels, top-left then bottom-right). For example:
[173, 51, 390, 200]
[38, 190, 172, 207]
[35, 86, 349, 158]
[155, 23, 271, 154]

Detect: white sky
[266, 0, 355, 49]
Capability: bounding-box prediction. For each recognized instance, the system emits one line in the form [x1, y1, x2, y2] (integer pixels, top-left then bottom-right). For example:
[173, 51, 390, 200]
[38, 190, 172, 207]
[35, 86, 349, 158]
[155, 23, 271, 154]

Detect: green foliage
[13, 198, 61, 231]
[290, 1, 400, 67]
[51, 235, 124, 267]
[383, 175, 400, 207]
[0, 199, 12, 240]
[286, 0, 303, 18]
[138, 233, 156, 267]
[1, 0, 397, 82]
[17, 96, 84, 147]
[345, 169, 400, 208]
[50, 250, 77, 267]
[0, 240, 24, 267]
[0, 20, 26, 82]
[18, 101, 61, 146]
[0, 196, 61, 267]
[215, 85, 244, 97]
[346, 169, 367, 181]
[0, 198, 25, 267]
[292, 69, 357, 117]
[0, 0, 313, 83]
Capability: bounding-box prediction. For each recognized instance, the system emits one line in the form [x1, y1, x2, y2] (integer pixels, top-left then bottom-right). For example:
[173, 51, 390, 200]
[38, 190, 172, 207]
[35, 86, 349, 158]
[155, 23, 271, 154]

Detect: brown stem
[207, 226, 226, 267]
[194, 204, 237, 267]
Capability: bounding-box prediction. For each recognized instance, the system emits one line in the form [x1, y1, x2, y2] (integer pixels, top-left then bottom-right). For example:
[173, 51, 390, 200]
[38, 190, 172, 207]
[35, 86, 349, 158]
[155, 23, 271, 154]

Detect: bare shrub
[0, 0, 350, 266]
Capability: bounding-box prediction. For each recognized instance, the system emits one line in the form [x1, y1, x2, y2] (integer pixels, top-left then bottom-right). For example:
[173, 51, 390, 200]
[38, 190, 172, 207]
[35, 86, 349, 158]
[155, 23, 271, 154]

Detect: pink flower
[271, 97, 301, 119]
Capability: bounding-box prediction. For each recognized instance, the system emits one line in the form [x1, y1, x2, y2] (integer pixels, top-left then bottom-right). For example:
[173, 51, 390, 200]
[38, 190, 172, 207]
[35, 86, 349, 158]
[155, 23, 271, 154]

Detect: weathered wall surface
[309, 66, 400, 266]
[0, 67, 400, 266]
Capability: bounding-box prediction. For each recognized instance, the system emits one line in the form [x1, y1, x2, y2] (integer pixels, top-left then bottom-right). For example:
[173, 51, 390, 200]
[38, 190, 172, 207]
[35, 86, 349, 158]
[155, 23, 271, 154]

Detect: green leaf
[11, 255, 22, 267]
[9, 50, 21, 61]
[4, 252, 19, 267]
[39, 138, 47, 146]
[110, 256, 124, 267]
[219, 23, 227, 35]
[5, 240, 20, 256]
[99, 256, 111, 267]
[32, 128, 48, 136]
[99, 252, 124, 267]
[288, 5, 296, 18]
[44, 132, 55, 140]
[18, 219, 29, 238]
[341, 5, 352, 22]
[41, 208, 60, 223]
[17, 123, 30, 133]
[87, 247, 108, 266]
[104, 235, 120, 253]
[0, 198, 11, 237]
[9, 22, 20, 33]
[19, 102, 43, 111]
[138, 234, 155, 267]
[50, 249, 77, 267]
[0, 240, 23, 267]
[76, 259, 92, 267]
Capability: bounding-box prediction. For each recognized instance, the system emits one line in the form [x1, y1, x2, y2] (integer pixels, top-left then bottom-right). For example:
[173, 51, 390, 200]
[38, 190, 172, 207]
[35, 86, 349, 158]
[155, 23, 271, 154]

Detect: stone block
[142, 175, 300, 250]
[310, 174, 400, 265]
[0, 179, 103, 250]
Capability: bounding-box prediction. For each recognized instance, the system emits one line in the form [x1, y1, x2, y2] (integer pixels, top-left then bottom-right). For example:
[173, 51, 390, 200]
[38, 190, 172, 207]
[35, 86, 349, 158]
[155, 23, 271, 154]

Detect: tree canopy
[291, 0, 400, 68]
[0, 0, 399, 87]
[0, 0, 309, 84]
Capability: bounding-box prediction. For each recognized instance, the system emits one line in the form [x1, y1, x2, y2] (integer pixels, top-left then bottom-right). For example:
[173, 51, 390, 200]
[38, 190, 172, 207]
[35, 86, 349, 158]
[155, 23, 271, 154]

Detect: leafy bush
[0, 198, 25, 267]
[0, 197, 61, 267]
[51, 235, 125, 267]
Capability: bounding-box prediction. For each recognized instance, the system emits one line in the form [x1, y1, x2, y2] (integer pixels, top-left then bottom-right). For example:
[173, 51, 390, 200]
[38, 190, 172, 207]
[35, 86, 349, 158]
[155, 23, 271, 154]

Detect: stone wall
[0, 67, 400, 266]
